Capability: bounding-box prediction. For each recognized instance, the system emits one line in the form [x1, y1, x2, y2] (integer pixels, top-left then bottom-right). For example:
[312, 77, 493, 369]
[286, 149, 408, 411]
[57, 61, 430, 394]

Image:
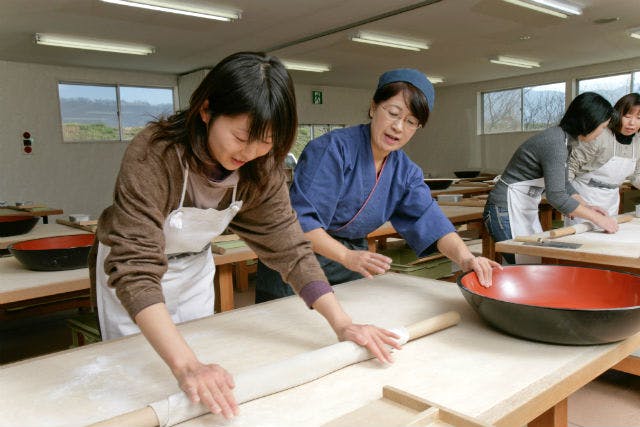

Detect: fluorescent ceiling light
[427, 76, 444, 84]
[502, 0, 582, 19]
[490, 56, 540, 68]
[629, 28, 640, 40]
[350, 31, 428, 51]
[34, 33, 155, 55]
[282, 61, 330, 73]
[100, 0, 240, 21]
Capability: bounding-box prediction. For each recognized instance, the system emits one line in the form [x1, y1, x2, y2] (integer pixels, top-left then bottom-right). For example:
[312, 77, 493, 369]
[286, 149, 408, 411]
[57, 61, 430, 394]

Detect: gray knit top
[487, 126, 580, 215]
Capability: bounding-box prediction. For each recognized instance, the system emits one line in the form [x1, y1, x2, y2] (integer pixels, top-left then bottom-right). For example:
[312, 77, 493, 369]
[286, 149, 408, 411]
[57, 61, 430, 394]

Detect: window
[58, 83, 175, 142]
[291, 124, 345, 160]
[523, 83, 566, 131]
[577, 74, 632, 106]
[482, 82, 565, 134]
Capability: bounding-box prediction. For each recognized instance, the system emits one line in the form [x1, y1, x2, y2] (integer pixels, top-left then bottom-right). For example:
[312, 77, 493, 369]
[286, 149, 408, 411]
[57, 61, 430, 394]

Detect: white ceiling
[1, 0, 639, 89]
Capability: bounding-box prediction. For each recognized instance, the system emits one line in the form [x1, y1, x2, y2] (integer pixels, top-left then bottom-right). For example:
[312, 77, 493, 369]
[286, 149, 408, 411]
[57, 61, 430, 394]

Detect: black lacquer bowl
[0, 215, 39, 237]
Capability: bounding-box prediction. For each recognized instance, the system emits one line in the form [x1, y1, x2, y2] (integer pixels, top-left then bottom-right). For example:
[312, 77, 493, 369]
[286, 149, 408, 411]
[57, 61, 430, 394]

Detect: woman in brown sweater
[90, 52, 399, 419]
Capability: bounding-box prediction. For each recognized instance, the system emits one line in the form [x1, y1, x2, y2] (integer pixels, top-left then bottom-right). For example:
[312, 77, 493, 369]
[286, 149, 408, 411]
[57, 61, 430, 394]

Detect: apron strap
[178, 162, 189, 209]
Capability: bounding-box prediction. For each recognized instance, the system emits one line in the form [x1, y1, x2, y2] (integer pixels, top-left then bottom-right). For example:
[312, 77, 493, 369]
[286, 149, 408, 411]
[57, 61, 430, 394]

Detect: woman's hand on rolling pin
[592, 214, 619, 233]
[460, 256, 502, 287]
[173, 361, 239, 419]
[337, 323, 401, 364]
[343, 250, 392, 278]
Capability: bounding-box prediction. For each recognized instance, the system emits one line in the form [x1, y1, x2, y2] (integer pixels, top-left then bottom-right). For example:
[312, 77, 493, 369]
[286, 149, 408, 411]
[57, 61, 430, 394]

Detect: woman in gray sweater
[484, 92, 619, 263]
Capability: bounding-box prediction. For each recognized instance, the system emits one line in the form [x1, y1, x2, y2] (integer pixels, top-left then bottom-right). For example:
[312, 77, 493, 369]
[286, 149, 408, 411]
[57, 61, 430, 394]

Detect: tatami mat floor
[1, 279, 638, 426]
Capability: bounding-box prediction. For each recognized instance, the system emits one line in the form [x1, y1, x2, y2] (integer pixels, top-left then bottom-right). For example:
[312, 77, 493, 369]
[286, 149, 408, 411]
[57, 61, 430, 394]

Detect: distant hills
[60, 98, 174, 127]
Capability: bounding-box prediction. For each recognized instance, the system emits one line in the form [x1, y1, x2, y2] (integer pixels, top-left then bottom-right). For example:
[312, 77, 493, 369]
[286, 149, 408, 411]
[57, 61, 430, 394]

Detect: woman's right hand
[592, 214, 619, 234]
[343, 249, 392, 278]
[173, 361, 239, 419]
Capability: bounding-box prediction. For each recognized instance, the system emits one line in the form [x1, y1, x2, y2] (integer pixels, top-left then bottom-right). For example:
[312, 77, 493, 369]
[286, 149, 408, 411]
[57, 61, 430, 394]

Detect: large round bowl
[454, 170, 481, 179]
[0, 215, 39, 237]
[458, 265, 640, 345]
[424, 178, 455, 190]
[8, 234, 95, 271]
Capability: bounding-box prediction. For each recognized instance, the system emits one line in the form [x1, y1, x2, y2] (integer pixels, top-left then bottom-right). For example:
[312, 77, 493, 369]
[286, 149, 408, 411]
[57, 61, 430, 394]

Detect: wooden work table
[431, 184, 493, 198]
[367, 205, 486, 253]
[0, 206, 63, 224]
[1, 273, 638, 427]
[0, 207, 486, 316]
[494, 215, 640, 273]
[0, 257, 90, 319]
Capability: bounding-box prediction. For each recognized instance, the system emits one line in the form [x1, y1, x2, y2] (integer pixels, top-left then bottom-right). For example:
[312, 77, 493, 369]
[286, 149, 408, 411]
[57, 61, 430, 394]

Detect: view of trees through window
[58, 83, 174, 142]
[291, 124, 344, 162]
[578, 72, 639, 106]
[482, 82, 565, 134]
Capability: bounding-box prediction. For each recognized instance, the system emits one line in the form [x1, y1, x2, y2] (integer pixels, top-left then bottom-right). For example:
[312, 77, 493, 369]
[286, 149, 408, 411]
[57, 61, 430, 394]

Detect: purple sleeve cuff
[299, 280, 334, 308]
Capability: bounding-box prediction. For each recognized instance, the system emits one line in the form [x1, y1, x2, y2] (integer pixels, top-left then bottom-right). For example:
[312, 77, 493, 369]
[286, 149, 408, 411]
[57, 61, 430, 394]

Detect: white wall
[0, 60, 177, 218]
[406, 57, 640, 178]
[178, 69, 371, 125]
[4, 56, 638, 221]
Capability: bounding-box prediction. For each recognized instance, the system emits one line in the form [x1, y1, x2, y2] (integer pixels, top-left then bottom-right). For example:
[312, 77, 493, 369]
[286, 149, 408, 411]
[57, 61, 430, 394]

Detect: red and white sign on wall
[22, 131, 33, 155]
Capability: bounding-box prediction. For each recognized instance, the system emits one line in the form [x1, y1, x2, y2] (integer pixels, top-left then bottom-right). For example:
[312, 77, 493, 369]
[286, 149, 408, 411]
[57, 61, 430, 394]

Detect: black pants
[255, 236, 368, 303]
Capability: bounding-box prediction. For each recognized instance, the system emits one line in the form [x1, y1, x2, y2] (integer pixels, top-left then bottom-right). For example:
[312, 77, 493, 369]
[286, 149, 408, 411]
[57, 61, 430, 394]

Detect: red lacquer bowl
[9, 234, 95, 271]
[458, 265, 640, 345]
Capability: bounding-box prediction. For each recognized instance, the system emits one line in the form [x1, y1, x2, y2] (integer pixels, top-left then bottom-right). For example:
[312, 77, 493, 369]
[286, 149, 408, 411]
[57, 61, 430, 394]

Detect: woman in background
[566, 92, 640, 225]
[484, 92, 619, 263]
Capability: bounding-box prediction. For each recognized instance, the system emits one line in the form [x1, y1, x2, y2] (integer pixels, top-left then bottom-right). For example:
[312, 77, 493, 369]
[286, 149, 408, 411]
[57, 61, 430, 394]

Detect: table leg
[539, 205, 553, 231]
[214, 265, 235, 313]
[612, 355, 640, 376]
[42, 215, 49, 224]
[528, 398, 567, 427]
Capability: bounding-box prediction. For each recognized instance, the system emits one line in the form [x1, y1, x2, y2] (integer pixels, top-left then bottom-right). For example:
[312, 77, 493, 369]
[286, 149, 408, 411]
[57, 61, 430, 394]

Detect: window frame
[480, 81, 566, 135]
[576, 71, 639, 106]
[57, 81, 176, 143]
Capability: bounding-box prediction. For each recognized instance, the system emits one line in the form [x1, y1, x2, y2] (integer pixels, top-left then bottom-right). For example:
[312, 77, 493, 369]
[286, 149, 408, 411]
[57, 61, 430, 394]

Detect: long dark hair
[151, 51, 297, 194]
[559, 92, 613, 138]
[372, 82, 430, 126]
[609, 92, 640, 133]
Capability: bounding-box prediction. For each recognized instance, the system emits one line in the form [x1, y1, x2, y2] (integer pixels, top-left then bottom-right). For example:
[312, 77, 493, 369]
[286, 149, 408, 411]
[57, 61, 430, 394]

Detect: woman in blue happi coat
[256, 69, 500, 302]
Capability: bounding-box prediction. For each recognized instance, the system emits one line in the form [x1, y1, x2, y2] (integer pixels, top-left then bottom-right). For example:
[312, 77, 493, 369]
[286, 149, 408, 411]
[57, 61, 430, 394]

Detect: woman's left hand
[336, 323, 402, 364]
[460, 256, 502, 287]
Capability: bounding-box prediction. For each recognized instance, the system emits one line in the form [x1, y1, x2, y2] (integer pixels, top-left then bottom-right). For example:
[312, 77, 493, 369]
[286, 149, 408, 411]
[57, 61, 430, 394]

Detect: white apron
[566, 142, 636, 226]
[96, 162, 242, 340]
[504, 176, 545, 264]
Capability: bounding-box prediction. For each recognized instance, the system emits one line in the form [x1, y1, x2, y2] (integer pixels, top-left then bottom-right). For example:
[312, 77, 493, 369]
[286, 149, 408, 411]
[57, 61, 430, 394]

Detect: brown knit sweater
[89, 127, 327, 319]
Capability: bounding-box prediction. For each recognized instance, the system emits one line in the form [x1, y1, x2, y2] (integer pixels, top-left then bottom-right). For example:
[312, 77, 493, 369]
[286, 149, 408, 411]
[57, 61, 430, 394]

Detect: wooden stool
[66, 312, 101, 347]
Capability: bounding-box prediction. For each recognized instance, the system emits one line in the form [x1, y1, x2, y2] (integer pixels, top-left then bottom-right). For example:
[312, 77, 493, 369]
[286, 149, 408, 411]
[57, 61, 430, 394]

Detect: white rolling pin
[549, 214, 633, 238]
[88, 311, 461, 427]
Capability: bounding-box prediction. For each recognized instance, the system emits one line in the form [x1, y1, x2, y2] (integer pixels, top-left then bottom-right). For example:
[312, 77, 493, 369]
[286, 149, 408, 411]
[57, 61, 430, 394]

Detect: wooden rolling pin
[549, 214, 633, 238]
[88, 311, 461, 427]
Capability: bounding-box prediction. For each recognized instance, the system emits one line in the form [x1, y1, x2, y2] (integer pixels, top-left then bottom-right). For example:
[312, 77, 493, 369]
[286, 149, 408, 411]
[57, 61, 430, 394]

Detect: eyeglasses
[379, 105, 421, 130]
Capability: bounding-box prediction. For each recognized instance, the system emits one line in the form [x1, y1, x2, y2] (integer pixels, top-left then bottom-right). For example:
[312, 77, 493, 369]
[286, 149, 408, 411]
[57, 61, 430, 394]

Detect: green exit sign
[312, 90, 323, 104]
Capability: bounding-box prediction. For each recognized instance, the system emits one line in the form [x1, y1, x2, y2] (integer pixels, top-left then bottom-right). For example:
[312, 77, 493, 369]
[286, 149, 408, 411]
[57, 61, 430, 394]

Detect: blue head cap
[376, 68, 435, 112]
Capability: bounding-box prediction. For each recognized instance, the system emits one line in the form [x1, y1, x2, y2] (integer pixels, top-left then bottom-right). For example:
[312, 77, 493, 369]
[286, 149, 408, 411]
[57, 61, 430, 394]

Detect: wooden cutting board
[56, 218, 98, 233]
